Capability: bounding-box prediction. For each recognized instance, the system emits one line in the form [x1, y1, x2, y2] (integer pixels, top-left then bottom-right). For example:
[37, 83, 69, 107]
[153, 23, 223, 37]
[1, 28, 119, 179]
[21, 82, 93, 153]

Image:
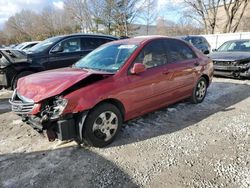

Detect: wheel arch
[201, 74, 210, 86]
[95, 98, 126, 121]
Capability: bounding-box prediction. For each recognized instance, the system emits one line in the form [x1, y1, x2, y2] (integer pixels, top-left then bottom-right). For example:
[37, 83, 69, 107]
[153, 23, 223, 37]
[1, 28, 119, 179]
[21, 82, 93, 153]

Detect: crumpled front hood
[17, 68, 93, 102]
[210, 52, 250, 62]
[0, 49, 27, 67]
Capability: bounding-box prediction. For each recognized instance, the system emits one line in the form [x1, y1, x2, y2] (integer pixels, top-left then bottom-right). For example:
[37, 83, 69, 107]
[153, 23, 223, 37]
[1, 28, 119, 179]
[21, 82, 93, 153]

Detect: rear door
[162, 38, 197, 100]
[82, 37, 115, 52]
[79, 37, 116, 60]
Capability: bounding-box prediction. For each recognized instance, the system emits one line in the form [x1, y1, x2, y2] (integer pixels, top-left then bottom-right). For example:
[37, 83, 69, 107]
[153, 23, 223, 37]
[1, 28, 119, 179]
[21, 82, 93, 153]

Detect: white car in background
[14, 41, 40, 51]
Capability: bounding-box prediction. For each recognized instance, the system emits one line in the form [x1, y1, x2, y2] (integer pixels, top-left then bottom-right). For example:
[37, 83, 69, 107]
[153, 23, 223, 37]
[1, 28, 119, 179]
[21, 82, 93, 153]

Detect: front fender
[75, 110, 89, 142]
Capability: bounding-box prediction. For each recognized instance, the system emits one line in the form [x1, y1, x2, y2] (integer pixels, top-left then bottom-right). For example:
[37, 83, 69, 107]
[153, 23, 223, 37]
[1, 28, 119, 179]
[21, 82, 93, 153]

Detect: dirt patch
[0, 78, 249, 187]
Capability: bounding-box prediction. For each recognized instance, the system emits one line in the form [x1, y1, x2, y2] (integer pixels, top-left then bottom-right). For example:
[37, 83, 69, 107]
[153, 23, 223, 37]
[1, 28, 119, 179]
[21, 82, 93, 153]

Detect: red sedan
[10, 36, 213, 147]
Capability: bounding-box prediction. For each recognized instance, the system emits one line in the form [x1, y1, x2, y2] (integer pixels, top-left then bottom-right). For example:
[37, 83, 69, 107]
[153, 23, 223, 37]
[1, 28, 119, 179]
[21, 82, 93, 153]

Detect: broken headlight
[50, 96, 68, 119]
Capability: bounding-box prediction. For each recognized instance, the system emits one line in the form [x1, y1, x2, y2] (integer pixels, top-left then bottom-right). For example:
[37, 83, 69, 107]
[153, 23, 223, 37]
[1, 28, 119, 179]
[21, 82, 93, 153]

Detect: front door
[125, 40, 170, 116]
[48, 37, 85, 70]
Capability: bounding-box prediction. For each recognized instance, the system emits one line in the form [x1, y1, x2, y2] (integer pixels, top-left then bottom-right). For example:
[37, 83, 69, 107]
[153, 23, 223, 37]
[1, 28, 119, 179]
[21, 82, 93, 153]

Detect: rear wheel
[190, 77, 207, 104]
[81, 103, 122, 147]
[12, 71, 34, 89]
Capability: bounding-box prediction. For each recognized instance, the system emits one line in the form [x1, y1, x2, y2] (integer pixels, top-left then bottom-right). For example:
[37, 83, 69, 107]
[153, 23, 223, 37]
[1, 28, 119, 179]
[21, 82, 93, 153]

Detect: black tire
[80, 103, 122, 148]
[190, 77, 207, 104]
[12, 71, 34, 89]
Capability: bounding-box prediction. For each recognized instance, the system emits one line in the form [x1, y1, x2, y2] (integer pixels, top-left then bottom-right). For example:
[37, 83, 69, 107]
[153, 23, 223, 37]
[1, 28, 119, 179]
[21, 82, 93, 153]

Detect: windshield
[74, 43, 138, 72]
[28, 36, 62, 53]
[14, 43, 25, 50]
[218, 40, 250, 52]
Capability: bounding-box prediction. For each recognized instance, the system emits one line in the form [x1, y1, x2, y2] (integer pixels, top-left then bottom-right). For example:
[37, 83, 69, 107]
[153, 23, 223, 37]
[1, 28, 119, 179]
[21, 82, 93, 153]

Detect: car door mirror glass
[130, 63, 146, 74]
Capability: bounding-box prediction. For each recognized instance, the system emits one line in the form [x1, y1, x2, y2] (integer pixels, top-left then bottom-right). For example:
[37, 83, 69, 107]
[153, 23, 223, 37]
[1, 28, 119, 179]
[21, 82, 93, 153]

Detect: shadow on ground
[1, 82, 249, 148]
[0, 146, 138, 188]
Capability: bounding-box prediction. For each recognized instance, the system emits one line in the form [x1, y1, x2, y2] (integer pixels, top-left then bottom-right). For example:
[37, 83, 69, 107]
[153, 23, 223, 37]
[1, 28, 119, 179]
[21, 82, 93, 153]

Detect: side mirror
[51, 45, 64, 53]
[130, 63, 146, 74]
[203, 50, 210, 55]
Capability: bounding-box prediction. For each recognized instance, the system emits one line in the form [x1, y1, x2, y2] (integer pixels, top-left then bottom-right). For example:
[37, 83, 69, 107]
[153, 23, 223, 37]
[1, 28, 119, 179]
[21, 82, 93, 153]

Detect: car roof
[108, 35, 176, 46]
[56, 33, 119, 40]
[179, 35, 206, 39]
[222, 39, 250, 43]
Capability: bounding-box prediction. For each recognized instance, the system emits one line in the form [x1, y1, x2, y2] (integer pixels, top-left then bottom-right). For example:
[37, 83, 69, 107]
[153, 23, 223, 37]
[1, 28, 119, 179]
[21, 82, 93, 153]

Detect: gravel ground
[0, 78, 249, 188]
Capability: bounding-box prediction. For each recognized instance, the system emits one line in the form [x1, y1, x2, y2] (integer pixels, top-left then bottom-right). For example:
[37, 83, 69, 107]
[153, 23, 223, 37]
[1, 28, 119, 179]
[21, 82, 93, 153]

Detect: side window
[134, 40, 167, 68]
[83, 38, 99, 50]
[165, 39, 196, 63]
[202, 38, 208, 44]
[97, 38, 113, 45]
[53, 38, 81, 53]
[82, 38, 113, 50]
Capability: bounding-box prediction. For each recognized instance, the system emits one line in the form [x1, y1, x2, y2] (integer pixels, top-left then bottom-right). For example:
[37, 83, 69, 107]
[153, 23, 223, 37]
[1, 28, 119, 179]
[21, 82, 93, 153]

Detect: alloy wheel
[196, 80, 206, 100]
[92, 111, 118, 141]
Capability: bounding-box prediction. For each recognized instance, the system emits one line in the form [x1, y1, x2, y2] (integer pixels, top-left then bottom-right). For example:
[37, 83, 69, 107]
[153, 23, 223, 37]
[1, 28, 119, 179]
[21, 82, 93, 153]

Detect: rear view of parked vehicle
[10, 36, 213, 147]
[180, 35, 211, 55]
[210, 39, 250, 79]
[0, 34, 118, 89]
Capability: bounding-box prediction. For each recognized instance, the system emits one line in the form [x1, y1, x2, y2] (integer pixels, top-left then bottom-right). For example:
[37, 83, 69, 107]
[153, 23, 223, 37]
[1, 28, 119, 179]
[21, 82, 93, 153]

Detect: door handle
[194, 62, 200, 66]
[162, 70, 170, 75]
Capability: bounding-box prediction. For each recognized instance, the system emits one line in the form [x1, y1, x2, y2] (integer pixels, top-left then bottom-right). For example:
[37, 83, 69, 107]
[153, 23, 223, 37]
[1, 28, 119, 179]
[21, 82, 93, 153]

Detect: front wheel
[190, 77, 208, 104]
[80, 103, 122, 147]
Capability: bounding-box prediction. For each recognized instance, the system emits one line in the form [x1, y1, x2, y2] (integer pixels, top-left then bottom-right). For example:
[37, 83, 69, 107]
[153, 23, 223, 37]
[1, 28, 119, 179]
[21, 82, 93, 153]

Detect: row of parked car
[1, 34, 249, 89]
[2, 33, 250, 147]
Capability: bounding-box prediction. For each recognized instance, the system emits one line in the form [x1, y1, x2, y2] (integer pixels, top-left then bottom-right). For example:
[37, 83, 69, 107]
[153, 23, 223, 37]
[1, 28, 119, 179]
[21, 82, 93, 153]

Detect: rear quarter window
[82, 37, 114, 50]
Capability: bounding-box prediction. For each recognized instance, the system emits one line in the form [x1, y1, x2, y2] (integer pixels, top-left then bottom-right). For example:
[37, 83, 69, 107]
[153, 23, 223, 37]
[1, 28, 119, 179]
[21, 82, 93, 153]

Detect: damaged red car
[10, 36, 213, 147]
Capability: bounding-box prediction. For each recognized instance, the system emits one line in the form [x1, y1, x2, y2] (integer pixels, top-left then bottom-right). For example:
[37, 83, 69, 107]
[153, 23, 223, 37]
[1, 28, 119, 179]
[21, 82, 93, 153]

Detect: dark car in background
[180, 35, 211, 54]
[0, 34, 118, 89]
[210, 39, 250, 79]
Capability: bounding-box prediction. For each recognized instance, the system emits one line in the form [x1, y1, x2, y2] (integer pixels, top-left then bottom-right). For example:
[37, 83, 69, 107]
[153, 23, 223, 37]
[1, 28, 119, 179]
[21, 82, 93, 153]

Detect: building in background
[212, 3, 250, 33]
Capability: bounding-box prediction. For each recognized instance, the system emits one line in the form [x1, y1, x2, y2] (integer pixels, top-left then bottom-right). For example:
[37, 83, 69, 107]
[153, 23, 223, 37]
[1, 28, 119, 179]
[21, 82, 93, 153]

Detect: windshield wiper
[78, 66, 114, 73]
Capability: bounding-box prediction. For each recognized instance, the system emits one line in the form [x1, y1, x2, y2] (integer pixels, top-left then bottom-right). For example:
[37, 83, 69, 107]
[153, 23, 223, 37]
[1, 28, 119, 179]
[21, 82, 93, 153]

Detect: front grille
[9, 90, 34, 115]
[213, 61, 236, 66]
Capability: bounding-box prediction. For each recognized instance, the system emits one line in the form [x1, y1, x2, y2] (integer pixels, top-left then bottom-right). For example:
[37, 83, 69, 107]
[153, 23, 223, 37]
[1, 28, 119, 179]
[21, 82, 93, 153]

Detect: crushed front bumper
[24, 114, 78, 141]
[9, 90, 88, 142]
[213, 64, 250, 78]
[0, 70, 7, 87]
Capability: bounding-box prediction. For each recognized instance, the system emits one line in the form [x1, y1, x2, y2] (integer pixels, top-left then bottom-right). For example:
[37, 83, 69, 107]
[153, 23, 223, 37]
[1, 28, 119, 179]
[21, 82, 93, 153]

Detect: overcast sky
[0, 0, 183, 29]
[0, 0, 64, 28]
